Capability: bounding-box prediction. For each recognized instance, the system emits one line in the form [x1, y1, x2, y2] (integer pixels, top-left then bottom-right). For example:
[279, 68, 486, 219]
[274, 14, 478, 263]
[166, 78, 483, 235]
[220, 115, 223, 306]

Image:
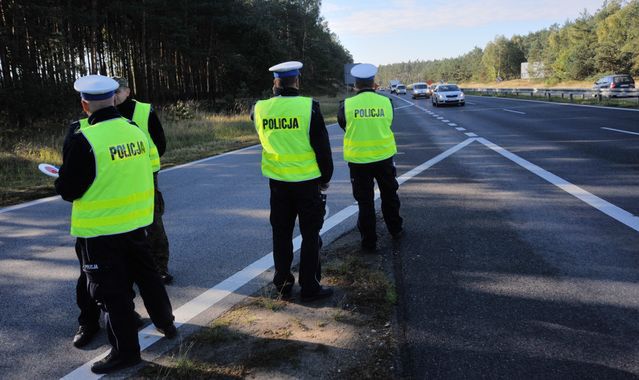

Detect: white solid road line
[394, 104, 414, 110]
[467, 95, 639, 112]
[0, 195, 61, 215]
[395, 93, 639, 233]
[478, 137, 639, 233]
[62, 135, 476, 380]
[503, 108, 526, 115]
[601, 127, 639, 136]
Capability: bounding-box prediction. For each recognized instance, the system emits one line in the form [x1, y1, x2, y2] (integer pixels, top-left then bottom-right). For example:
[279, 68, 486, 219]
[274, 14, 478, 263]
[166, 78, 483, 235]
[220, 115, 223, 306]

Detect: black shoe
[90, 350, 141, 374]
[160, 272, 174, 285]
[276, 284, 293, 298]
[274, 274, 295, 298]
[73, 324, 100, 348]
[391, 228, 404, 240]
[157, 323, 177, 339]
[300, 286, 334, 302]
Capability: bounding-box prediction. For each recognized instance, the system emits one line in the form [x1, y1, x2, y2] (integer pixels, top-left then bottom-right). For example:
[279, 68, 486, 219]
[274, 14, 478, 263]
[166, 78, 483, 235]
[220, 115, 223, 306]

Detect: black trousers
[349, 157, 403, 245]
[148, 172, 170, 273]
[76, 228, 174, 354]
[75, 239, 101, 328]
[269, 179, 325, 294]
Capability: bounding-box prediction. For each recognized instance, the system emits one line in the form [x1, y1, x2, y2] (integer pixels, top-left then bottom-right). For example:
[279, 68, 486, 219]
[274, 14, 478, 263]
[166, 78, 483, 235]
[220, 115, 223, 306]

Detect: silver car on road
[432, 84, 465, 106]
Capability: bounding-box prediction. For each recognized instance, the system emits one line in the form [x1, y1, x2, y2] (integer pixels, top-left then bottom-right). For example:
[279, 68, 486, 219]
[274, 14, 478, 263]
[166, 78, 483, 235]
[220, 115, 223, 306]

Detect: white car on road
[432, 84, 465, 106]
[396, 84, 407, 95]
[411, 82, 430, 99]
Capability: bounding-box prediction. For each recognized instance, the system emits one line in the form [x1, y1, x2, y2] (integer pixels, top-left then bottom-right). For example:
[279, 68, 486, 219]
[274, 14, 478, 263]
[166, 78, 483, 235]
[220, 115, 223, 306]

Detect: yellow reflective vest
[254, 96, 321, 182]
[70, 117, 154, 237]
[131, 100, 161, 172]
[343, 92, 396, 163]
[79, 100, 160, 172]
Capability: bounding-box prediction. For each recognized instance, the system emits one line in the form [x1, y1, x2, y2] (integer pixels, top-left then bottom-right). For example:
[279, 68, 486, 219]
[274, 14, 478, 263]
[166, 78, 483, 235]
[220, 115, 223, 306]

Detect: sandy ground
[134, 225, 400, 380]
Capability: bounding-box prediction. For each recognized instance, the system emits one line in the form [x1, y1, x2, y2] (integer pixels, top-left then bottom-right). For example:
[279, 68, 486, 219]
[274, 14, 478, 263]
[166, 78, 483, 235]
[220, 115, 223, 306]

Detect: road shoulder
[134, 227, 399, 379]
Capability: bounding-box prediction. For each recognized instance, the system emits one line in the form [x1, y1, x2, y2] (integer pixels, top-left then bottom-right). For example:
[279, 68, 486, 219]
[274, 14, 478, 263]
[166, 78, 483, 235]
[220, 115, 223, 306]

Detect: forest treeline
[378, 0, 639, 86]
[0, 0, 352, 127]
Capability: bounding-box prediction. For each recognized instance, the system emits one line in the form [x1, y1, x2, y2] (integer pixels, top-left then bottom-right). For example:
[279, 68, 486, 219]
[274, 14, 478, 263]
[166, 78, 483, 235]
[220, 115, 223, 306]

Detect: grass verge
[0, 94, 343, 207]
[136, 230, 398, 379]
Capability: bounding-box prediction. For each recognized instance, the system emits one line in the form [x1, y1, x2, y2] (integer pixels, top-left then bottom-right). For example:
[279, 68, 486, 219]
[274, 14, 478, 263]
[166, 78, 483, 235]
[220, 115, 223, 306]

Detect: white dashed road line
[456, 127, 466, 131]
[465, 132, 478, 137]
[503, 108, 526, 115]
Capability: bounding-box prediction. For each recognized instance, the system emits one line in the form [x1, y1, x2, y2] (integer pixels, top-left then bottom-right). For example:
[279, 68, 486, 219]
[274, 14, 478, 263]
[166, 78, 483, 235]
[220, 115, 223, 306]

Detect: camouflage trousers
[148, 172, 170, 273]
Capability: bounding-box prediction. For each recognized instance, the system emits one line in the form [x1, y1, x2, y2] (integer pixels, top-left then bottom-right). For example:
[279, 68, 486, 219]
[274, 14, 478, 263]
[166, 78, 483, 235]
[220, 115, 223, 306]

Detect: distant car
[593, 74, 635, 90]
[411, 82, 429, 99]
[432, 84, 465, 106]
[396, 84, 407, 95]
[593, 74, 635, 97]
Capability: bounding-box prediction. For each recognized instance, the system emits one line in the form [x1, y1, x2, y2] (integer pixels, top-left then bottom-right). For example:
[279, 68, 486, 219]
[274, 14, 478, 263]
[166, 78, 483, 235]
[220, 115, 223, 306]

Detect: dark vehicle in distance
[593, 74, 635, 97]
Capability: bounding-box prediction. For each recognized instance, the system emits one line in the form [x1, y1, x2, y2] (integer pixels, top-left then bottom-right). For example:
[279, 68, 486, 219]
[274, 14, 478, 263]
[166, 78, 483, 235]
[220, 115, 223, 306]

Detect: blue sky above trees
[321, 0, 606, 65]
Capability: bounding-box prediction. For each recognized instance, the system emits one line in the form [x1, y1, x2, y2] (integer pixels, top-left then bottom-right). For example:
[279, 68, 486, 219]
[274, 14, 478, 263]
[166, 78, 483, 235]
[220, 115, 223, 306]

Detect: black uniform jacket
[337, 88, 394, 131]
[116, 98, 166, 157]
[55, 107, 140, 202]
[252, 88, 334, 184]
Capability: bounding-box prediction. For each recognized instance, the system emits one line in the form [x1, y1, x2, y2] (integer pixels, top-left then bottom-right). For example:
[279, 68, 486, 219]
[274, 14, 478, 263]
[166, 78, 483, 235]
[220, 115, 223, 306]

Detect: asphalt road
[1, 94, 638, 379]
[387, 93, 639, 379]
[0, 125, 358, 379]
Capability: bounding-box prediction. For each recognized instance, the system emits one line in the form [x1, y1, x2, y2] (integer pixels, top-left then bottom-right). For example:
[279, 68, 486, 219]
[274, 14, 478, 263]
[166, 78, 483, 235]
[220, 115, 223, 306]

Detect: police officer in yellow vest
[54, 75, 175, 374]
[338, 64, 404, 251]
[253, 61, 334, 301]
[113, 76, 172, 285]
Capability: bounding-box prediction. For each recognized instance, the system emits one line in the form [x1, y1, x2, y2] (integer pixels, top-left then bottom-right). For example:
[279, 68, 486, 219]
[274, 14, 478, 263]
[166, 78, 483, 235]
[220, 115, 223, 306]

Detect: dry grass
[135, 232, 398, 380]
[0, 95, 344, 207]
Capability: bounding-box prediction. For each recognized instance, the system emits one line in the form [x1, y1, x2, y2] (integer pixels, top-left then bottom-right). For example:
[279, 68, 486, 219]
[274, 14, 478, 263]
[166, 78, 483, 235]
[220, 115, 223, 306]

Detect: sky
[320, 0, 607, 66]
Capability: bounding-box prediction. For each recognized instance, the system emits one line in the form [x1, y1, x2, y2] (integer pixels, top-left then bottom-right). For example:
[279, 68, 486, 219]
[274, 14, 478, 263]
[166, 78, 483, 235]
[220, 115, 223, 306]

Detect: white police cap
[351, 63, 378, 80]
[73, 74, 119, 101]
[269, 61, 303, 78]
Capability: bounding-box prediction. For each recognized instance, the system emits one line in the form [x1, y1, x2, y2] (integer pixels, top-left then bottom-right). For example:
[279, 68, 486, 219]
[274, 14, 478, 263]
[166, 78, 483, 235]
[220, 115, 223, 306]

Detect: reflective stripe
[262, 162, 322, 176]
[343, 148, 395, 158]
[73, 205, 154, 229]
[72, 189, 154, 212]
[263, 151, 316, 161]
[343, 136, 395, 148]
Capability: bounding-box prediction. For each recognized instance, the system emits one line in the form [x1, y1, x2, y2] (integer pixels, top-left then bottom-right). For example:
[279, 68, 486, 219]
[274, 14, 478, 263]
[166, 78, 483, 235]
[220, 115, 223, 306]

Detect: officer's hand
[319, 182, 329, 192]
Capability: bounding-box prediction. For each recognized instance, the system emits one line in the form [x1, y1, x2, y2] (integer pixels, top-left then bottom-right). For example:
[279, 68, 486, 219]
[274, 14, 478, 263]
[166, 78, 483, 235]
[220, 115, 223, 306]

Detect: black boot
[90, 350, 141, 374]
[73, 324, 100, 348]
[300, 286, 334, 302]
